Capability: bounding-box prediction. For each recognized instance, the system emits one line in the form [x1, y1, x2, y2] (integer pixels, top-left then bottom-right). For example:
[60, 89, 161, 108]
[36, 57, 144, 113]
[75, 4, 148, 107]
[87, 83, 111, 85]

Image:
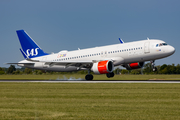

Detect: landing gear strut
[151, 60, 157, 72]
[106, 72, 114, 78]
[85, 69, 93, 80]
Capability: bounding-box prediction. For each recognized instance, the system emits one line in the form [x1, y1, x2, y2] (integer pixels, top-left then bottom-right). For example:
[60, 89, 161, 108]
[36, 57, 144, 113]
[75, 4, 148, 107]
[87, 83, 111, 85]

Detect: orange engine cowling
[91, 60, 114, 74]
[124, 62, 144, 70]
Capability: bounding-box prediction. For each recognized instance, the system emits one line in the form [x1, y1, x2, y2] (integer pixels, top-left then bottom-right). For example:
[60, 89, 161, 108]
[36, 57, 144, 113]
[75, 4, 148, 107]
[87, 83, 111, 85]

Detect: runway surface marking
[0, 80, 180, 83]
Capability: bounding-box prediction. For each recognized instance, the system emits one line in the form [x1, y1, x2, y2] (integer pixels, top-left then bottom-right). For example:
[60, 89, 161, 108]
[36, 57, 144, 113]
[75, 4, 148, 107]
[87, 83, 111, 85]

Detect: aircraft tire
[85, 74, 93, 80]
[106, 72, 114, 78]
[153, 67, 157, 72]
[110, 72, 114, 77]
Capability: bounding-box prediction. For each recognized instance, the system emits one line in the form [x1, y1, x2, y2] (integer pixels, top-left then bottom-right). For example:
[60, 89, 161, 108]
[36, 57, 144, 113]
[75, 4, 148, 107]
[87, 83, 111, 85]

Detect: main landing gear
[85, 69, 115, 80]
[151, 60, 157, 72]
[85, 74, 93, 80]
[106, 72, 114, 78]
[85, 69, 93, 80]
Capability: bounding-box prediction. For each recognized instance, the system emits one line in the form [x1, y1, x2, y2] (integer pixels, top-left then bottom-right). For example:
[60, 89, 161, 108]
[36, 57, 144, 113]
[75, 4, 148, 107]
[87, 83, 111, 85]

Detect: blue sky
[0, 0, 179, 67]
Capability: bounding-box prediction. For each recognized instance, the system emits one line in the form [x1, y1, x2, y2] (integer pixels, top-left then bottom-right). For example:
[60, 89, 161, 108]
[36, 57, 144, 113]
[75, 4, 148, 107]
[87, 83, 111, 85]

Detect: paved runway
[0, 80, 180, 83]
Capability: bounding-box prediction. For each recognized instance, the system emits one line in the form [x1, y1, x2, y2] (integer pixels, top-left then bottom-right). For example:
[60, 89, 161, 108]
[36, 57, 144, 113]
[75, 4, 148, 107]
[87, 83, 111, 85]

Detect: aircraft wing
[6, 57, 124, 68]
[42, 60, 95, 68]
[41, 57, 124, 68]
[6, 60, 93, 67]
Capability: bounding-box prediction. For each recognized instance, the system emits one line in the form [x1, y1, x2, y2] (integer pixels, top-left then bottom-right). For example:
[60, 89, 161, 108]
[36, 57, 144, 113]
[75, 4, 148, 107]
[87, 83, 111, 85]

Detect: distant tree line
[1, 63, 180, 75]
[114, 63, 180, 75]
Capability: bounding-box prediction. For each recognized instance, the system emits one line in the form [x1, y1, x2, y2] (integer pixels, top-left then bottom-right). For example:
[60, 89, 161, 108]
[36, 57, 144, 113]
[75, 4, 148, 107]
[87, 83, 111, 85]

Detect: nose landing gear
[151, 60, 157, 72]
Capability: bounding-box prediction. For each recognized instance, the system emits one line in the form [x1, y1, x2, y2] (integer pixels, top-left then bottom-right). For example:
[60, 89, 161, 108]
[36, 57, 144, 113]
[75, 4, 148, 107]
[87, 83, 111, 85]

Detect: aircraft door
[144, 42, 150, 53]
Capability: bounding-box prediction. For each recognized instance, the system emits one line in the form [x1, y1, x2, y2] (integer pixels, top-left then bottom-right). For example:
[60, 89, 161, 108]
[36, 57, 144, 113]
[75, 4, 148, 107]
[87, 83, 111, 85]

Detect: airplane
[7, 30, 175, 80]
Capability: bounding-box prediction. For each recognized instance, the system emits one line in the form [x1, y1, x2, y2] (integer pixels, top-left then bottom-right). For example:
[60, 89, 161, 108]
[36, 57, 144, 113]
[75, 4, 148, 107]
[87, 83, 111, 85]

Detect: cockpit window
[156, 43, 168, 47]
[162, 43, 167, 46]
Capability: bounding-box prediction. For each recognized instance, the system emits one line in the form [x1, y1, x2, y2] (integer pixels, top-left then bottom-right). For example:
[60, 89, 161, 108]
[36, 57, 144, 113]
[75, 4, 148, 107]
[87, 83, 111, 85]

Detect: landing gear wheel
[85, 74, 93, 80]
[110, 72, 114, 77]
[106, 72, 114, 78]
[151, 60, 157, 72]
[153, 67, 157, 72]
[106, 73, 111, 78]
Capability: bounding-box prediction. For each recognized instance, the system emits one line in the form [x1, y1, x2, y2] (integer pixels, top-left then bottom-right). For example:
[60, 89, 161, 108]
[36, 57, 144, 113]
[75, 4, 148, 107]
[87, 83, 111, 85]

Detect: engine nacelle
[124, 62, 144, 70]
[91, 60, 114, 74]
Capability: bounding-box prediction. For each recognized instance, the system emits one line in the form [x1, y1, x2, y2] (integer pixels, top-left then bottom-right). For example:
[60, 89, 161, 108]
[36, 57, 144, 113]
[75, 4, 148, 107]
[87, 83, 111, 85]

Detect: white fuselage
[18, 39, 175, 71]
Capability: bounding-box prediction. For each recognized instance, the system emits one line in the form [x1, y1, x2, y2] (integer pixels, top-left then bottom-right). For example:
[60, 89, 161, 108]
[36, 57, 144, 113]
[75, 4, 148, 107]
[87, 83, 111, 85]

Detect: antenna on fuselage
[147, 37, 149, 40]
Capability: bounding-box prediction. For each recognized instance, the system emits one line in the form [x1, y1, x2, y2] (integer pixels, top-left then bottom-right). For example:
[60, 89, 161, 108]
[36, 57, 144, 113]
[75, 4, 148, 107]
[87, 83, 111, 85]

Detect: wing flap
[44, 60, 93, 68]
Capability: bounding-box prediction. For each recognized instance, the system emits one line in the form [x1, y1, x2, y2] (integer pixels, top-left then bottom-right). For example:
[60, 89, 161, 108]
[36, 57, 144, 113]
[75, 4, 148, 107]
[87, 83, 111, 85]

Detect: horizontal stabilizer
[5, 63, 35, 65]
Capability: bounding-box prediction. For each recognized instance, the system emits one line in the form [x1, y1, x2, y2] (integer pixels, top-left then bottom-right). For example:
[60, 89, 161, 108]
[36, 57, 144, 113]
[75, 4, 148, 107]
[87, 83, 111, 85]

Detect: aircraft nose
[168, 46, 175, 55]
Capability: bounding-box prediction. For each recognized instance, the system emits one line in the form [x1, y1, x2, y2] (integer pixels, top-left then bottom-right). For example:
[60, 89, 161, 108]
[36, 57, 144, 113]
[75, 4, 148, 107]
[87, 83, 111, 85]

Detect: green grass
[0, 74, 180, 80]
[0, 83, 180, 119]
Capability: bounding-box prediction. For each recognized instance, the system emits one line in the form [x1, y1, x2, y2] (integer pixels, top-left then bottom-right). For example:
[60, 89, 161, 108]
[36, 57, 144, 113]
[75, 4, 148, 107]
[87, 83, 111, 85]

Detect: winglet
[119, 38, 124, 44]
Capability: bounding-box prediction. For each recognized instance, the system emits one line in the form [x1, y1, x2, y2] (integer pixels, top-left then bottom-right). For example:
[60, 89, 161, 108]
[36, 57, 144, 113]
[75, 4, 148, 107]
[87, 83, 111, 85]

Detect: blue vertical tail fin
[16, 30, 49, 58]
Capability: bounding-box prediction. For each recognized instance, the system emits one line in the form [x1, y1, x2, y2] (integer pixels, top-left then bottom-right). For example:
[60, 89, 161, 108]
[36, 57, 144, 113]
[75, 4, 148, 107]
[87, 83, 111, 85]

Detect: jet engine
[124, 62, 144, 70]
[91, 60, 114, 74]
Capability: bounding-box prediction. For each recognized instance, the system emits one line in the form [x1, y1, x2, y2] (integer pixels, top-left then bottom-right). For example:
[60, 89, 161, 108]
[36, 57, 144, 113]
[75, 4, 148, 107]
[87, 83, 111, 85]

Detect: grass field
[0, 83, 180, 119]
[0, 74, 180, 80]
